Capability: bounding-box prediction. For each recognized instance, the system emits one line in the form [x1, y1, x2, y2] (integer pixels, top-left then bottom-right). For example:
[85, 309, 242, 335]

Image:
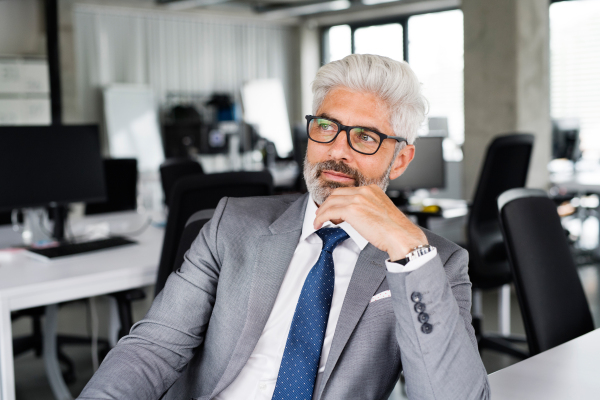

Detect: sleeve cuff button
[421, 323, 433, 334]
[411, 292, 422, 303]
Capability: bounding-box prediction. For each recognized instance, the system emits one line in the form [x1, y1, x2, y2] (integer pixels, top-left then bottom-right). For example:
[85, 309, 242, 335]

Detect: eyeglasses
[305, 115, 407, 155]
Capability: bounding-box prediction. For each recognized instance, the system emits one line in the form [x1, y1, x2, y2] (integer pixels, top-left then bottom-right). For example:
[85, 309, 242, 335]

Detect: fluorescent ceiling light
[262, 0, 351, 19]
[362, 0, 398, 5]
[165, 0, 231, 10]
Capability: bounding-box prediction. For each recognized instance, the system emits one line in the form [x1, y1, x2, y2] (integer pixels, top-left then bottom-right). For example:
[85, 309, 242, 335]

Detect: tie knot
[316, 227, 350, 253]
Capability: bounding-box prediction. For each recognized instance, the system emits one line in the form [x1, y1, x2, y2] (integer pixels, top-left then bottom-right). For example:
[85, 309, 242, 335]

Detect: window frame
[319, 6, 459, 65]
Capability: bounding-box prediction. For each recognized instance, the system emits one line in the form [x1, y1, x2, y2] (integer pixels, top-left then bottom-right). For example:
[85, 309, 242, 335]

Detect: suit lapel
[210, 194, 309, 397]
[316, 243, 389, 400]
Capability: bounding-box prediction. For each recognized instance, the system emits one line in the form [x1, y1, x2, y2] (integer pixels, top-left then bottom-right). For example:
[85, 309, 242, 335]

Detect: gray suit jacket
[79, 193, 490, 400]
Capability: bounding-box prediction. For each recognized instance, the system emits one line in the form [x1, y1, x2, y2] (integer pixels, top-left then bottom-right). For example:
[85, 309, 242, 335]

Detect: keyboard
[26, 236, 137, 260]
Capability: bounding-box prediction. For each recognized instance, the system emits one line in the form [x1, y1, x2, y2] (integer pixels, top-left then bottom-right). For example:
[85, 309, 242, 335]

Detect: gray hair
[312, 54, 428, 147]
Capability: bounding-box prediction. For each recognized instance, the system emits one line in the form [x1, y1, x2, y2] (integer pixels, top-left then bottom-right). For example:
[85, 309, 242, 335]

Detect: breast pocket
[361, 296, 394, 321]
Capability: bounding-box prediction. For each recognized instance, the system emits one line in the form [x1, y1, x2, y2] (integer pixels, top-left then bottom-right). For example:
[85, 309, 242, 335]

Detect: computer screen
[387, 136, 445, 192]
[552, 118, 580, 161]
[0, 125, 106, 211]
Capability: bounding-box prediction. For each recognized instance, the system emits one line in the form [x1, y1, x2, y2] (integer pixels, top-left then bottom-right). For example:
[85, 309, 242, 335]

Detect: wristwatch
[392, 244, 435, 265]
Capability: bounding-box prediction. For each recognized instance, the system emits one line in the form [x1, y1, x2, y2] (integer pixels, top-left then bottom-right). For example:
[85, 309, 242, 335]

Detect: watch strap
[391, 257, 410, 266]
[391, 244, 435, 265]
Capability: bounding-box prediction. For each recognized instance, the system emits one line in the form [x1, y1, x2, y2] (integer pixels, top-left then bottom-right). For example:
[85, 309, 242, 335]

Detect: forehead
[317, 87, 392, 131]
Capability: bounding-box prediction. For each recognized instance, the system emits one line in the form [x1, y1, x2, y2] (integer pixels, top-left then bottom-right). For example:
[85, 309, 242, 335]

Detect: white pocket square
[370, 290, 391, 303]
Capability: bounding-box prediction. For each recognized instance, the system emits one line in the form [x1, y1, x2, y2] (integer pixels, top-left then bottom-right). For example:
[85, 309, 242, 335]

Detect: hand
[313, 185, 428, 260]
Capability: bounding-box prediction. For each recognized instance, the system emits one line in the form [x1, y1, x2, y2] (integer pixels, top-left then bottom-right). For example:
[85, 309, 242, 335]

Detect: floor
[11, 263, 600, 400]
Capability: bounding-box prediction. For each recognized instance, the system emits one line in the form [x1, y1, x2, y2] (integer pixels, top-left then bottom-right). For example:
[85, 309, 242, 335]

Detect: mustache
[314, 160, 365, 185]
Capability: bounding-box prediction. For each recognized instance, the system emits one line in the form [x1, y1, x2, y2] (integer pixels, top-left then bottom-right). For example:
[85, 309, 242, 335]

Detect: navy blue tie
[272, 227, 350, 400]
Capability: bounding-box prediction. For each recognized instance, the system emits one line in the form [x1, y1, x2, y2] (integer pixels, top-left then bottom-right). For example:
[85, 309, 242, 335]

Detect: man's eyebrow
[317, 113, 385, 135]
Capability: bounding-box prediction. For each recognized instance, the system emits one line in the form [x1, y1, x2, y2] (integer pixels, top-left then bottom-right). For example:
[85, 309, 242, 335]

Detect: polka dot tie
[271, 227, 350, 400]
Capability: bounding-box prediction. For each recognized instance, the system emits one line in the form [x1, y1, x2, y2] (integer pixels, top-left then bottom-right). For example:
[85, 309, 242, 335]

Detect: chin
[319, 177, 356, 189]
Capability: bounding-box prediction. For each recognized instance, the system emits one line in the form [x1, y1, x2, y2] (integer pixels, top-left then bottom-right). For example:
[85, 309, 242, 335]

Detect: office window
[322, 9, 464, 143]
[550, 0, 600, 159]
[354, 23, 403, 61]
[408, 10, 464, 143]
[324, 24, 352, 63]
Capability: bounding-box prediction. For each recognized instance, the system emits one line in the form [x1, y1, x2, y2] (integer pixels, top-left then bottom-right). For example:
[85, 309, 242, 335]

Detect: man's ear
[389, 144, 415, 180]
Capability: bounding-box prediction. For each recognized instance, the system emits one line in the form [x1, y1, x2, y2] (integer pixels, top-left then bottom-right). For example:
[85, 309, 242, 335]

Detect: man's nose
[328, 130, 354, 160]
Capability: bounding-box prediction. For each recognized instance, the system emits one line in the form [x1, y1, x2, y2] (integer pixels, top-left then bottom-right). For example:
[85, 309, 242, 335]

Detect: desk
[399, 198, 468, 235]
[0, 211, 164, 400]
[489, 328, 600, 399]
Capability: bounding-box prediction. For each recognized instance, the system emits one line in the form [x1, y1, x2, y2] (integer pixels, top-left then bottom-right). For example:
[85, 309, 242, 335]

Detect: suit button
[411, 292, 422, 303]
[418, 312, 429, 323]
[421, 323, 433, 334]
[414, 302, 426, 313]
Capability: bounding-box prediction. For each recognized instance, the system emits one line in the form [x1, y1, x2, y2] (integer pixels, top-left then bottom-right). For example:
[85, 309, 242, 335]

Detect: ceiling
[153, 0, 441, 19]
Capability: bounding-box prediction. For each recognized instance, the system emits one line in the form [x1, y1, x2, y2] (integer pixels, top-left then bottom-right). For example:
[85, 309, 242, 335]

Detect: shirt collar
[301, 193, 369, 250]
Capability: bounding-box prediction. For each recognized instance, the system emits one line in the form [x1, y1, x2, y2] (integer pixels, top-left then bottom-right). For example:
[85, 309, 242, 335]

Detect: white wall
[71, 4, 300, 127]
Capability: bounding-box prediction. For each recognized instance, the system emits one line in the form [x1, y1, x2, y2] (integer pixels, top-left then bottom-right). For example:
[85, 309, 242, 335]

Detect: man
[79, 54, 490, 400]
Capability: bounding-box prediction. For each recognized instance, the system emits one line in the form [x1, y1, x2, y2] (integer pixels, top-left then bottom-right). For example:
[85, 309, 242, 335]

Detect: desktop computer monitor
[552, 118, 580, 161]
[0, 125, 106, 238]
[387, 136, 445, 203]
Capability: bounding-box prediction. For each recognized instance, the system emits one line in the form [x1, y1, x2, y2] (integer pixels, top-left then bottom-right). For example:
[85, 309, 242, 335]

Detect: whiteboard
[0, 59, 49, 94]
[0, 99, 50, 125]
[103, 85, 164, 172]
[241, 79, 293, 158]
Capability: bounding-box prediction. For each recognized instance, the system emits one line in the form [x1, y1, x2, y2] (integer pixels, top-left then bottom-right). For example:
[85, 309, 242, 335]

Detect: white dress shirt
[216, 195, 437, 400]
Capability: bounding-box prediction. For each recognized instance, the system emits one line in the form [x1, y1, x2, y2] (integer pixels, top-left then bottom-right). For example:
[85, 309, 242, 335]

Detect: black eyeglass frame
[305, 115, 407, 155]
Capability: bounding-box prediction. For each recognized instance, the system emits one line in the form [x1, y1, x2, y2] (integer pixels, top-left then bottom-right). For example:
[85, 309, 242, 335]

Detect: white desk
[0, 211, 164, 400]
[489, 328, 600, 399]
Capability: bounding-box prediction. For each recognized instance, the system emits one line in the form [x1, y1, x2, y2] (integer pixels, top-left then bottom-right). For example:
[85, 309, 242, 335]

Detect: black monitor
[0, 125, 106, 238]
[552, 118, 580, 161]
[387, 136, 445, 203]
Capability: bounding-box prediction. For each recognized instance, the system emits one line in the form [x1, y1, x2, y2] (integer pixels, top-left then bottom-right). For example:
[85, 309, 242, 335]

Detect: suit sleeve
[386, 247, 491, 400]
[77, 197, 230, 400]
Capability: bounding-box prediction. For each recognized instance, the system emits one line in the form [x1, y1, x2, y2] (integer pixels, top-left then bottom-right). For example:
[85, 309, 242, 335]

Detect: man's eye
[318, 121, 335, 130]
[356, 130, 376, 142]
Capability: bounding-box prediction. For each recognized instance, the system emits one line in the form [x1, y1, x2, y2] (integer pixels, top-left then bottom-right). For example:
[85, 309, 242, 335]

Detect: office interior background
[0, 0, 599, 398]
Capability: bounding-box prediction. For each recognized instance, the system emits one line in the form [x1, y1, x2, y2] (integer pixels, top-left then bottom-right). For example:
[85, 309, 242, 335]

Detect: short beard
[303, 154, 395, 205]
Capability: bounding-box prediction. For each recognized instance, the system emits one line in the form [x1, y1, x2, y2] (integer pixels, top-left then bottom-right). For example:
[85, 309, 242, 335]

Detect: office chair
[155, 209, 214, 295]
[155, 170, 273, 297]
[498, 188, 595, 356]
[467, 133, 534, 359]
[86, 158, 138, 215]
[159, 158, 204, 205]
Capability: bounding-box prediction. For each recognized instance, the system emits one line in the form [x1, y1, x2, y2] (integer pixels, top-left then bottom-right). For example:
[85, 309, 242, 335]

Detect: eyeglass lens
[308, 118, 381, 154]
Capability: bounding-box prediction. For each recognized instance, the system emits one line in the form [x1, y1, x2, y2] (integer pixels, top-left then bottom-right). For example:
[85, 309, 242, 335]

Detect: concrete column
[463, 0, 551, 199]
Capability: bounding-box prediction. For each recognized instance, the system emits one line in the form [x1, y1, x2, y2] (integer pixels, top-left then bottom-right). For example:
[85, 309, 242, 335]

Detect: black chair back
[155, 209, 214, 296]
[498, 188, 594, 355]
[160, 158, 204, 205]
[468, 133, 534, 288]
[86, 158, 138, 215]
[154, 170, 273, 296]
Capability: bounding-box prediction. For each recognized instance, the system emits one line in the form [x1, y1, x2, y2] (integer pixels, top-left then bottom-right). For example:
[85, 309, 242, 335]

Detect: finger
[325, 186, 363, 198]
[317, 194, 374, 221]
[313, 204, 354, 229]
[328, 184, 382, 197]
[322, 187, 383, 209]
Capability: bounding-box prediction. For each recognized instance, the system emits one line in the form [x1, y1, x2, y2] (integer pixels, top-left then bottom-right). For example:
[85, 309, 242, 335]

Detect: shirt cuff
[385, 248, 438, 273]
